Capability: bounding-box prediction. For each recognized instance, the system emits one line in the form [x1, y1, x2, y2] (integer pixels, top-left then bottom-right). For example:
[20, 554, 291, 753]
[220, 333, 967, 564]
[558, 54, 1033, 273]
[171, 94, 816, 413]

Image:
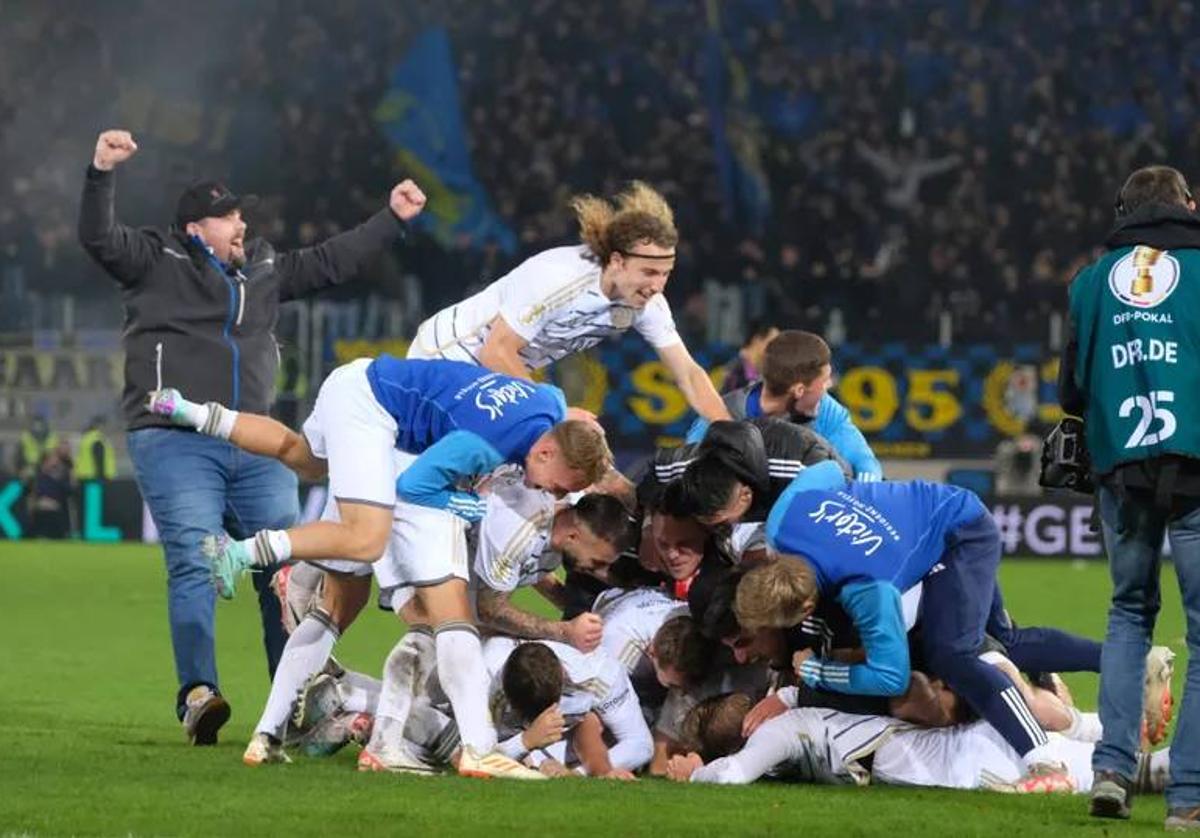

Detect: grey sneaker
[1166, 806, 1200, 831]
[181, 685, 231, 746]
[1090, 770, 1132, 820]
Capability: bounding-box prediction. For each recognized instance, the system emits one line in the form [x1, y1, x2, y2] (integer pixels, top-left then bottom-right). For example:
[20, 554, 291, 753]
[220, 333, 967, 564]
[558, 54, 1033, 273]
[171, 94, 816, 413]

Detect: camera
[1039, 416, 1095, 495]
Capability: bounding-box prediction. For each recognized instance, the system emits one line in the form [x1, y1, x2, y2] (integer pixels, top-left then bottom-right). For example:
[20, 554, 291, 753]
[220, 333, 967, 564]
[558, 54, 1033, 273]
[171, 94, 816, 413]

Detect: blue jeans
[128, 428, 298, 718]
[1095, 483, 1200, 810]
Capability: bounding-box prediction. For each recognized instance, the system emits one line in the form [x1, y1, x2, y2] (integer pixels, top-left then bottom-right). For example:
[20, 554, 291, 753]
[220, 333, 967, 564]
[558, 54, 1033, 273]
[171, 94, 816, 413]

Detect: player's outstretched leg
[147, 388, 325, 478]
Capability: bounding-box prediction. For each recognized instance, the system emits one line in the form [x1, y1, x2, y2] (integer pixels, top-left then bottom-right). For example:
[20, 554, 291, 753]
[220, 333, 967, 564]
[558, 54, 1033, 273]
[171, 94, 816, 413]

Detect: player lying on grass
[408, 181, 728, 423]
[742, 461, 1120, 791]
[663, 691, 1171, 795]
[296, 593, 712, 769]
[391, 636, 653, 777]
[686, 329, 883, 480]
[149, 356, 609, 774]
[336, 637, 655, 777]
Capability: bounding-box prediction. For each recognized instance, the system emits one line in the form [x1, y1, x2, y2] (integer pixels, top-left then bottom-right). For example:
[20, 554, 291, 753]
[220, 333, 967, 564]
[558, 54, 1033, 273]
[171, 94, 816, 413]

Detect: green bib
[1070, 244, 1200, 474]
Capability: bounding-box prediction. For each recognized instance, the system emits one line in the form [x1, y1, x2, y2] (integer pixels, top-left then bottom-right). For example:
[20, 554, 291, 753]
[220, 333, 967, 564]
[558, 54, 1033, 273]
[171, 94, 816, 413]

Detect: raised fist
[389, 179, 427, 221]
[93, 130, 138, 171]
[563, 611, 603, 653]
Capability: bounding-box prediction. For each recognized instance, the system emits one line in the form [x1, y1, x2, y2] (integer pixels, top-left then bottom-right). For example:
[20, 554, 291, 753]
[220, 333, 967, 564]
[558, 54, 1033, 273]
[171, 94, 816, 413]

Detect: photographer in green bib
[1055, 165, 1199, 828]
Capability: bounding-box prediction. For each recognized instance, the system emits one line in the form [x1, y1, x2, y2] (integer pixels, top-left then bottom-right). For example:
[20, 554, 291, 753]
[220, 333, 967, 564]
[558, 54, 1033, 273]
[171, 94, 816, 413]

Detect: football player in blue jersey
[737, 460, 1106, 792]
[686, 330, 882, 481]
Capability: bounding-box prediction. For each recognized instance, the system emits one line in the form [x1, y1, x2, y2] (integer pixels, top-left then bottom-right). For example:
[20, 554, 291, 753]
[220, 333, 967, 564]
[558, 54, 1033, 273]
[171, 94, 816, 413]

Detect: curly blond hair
[571, 181, 678, 266]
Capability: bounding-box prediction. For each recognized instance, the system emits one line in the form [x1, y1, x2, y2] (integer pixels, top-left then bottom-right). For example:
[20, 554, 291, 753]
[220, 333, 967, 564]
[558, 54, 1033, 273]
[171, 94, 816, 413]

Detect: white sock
[199, 401, 238, 439]
[434, 623, 497, 753]
[368, 628, 435, 752]
[170, 394, 237, 440]
[341, 670, 382, 715]
[171, 395, 211, 431]
[254, 612, 339, 738]
[241, 530, 292, 567]
[279, 563, 325, 633]
[1064, 708, 1103, 743]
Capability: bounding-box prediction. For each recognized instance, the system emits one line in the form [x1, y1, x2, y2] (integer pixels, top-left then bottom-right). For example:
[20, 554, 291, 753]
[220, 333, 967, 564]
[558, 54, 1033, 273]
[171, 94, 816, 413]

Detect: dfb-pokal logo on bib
[1108, 246, 1180, 308]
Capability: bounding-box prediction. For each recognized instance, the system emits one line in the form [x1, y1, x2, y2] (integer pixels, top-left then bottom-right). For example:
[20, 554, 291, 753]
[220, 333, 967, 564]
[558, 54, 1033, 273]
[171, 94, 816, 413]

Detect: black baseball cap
[175, 180, 258, 226]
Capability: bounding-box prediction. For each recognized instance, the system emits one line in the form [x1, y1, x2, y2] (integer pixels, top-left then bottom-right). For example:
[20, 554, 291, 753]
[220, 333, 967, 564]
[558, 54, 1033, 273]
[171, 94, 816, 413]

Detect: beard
[561, 550, 580, 573]
[229, 246, 247, 269]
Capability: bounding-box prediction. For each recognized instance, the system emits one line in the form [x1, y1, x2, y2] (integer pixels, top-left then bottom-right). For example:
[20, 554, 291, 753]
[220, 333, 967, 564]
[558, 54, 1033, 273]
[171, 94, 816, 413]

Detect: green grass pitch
[0, 542, 1189, 836]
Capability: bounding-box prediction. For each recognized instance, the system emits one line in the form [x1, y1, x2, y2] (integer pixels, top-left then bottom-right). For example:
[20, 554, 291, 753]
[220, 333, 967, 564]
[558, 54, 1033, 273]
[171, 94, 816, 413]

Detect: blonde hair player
[409, 181, 730, 423]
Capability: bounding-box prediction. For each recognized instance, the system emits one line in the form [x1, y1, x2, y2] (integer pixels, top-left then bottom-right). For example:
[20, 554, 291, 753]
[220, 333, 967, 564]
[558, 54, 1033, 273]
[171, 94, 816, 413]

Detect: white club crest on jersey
[1108, 246, 1180, 309]
[610, 307, 635, 329]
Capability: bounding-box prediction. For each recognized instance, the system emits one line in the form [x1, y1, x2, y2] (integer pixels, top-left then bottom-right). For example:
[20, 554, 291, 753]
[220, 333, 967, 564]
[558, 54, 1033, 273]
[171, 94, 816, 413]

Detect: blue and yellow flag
[375, 28, 516, 252]
[703, 1, 772, 234]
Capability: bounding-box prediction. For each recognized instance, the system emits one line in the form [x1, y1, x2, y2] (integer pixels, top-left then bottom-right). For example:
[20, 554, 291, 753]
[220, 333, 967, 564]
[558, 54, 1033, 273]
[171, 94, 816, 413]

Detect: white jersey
[483, 636, 653, 771]
[691, 709, 1097, 793]
[409, 245, 682, 368]
[691, 708, 898, 786]
[470, 469, 558, 595]
[593, 587, 688, 701]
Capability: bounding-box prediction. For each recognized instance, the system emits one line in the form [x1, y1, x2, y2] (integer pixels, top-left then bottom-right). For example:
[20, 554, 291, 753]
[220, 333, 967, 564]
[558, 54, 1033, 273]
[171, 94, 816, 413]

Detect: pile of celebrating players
[147, 182, 1175, 792]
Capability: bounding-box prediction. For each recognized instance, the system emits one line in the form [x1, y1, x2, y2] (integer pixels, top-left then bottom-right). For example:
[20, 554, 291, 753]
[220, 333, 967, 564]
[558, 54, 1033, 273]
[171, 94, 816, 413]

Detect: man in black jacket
[78, 129, 426, 745]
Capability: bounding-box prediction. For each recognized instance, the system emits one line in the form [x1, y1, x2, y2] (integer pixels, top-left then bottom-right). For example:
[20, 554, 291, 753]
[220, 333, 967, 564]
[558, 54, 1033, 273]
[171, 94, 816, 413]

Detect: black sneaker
[1090, 770, 1133, 819]
[1166, 805, 1200, 831]
[182, 685, 231, 746]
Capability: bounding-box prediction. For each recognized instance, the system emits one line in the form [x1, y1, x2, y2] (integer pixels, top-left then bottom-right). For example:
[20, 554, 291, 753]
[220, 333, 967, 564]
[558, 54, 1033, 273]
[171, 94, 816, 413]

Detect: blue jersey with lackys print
[763, 461, 990, 698]
[765, 461, 987, 595]
[365, 356, 567, 519]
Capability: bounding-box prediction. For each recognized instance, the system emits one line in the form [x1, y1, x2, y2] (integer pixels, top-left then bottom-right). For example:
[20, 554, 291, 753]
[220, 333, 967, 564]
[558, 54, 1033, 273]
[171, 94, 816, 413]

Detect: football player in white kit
[482, 637, 654, 775]
[665, 691, 1169, 796]
[592, 587, 704, 701]
[407, 181, 730, 422]
[472, 469, 633, 649]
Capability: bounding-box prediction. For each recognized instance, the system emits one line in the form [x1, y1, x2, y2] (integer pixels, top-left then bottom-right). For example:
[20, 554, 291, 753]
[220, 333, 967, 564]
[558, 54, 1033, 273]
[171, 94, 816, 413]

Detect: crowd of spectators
[4, 0, 1200, 342]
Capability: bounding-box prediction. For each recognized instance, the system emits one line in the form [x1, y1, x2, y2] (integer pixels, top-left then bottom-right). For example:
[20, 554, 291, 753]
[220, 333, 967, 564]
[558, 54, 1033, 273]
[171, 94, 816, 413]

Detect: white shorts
[302, 358, 398, 509]
[312, 448, 469, 603]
